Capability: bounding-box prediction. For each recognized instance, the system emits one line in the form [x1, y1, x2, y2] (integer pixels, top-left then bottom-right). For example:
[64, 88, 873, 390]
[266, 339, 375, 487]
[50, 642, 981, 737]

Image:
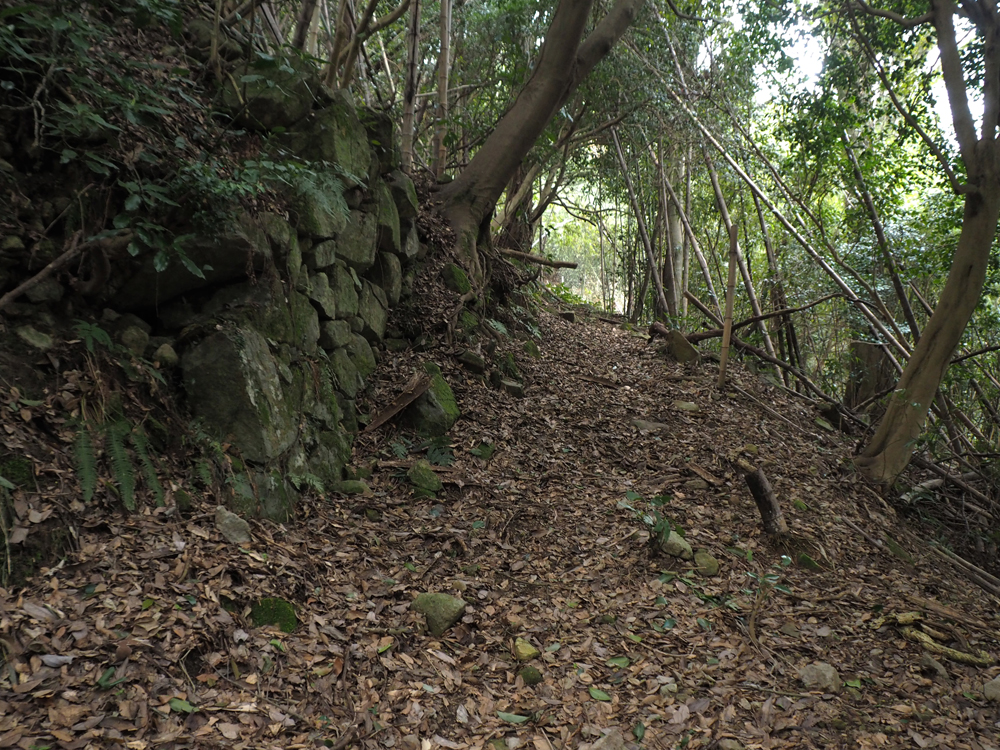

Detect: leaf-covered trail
[3, 304, 1000, 750]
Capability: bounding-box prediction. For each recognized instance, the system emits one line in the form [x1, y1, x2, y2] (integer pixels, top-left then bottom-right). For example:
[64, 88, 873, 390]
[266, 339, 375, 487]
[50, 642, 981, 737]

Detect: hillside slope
[2, 292, 999, 750]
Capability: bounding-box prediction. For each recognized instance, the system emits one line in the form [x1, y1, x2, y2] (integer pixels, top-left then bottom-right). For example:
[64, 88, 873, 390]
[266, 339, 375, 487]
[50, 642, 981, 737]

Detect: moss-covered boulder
[405, 362, 460, 436]
[329, 347, 363, 399]
[329, 262, 359, 319]
[251, 597, 297, 633]
[441, 263, 472, 294]
[281, 90, 371, 185]
[319, 320, 352, 351]
[368, 251, 402, 306]
[306, 272, 338, 320]
[291, 174, 350, 240]
[358, 281, 388, 343]
[336, 210, 379, 273]
[388, 170, 419, 221]
[346, 333, 376, 379]
[408, 459, 443, 496]
[411, 592, 466, 637]
[375, 179, 401, 253]
[222, 56, 319, 131]
[360, 108, 400, 173]
[115, 215, 271, 310]
[182, 329, 297, 463]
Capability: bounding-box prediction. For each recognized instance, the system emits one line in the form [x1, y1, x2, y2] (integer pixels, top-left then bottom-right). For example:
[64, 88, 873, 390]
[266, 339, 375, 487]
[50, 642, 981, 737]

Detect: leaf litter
[2, 290, 1000, 750]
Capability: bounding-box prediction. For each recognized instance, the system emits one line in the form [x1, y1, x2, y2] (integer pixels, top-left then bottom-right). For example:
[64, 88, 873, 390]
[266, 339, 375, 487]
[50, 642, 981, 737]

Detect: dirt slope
[2, 300, 999, 750]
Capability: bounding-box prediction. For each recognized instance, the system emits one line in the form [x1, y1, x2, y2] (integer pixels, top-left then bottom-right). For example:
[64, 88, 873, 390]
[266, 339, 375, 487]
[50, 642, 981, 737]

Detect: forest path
[3, 301, 998, 750]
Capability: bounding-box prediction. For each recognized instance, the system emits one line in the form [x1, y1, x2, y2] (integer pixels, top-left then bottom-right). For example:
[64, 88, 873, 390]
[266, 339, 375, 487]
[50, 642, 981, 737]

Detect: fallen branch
[686, 293, 841, 343]
[0, 230, 132, 313]
[497, 249, 578, 269]
[910, 457, 994, 518]
[362, 372, 431, 433]
[737, 458, 788, 535]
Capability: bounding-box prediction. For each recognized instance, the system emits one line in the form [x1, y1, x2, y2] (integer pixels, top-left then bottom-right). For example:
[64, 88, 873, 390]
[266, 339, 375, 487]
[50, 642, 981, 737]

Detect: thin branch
[852, 0, 932, 27]
[498, 249, 578, 268]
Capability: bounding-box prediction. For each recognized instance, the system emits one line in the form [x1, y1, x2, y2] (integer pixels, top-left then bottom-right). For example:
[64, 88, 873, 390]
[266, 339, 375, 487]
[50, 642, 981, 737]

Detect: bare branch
[498, 249, 578, 268]
[852, 0, 932, 27]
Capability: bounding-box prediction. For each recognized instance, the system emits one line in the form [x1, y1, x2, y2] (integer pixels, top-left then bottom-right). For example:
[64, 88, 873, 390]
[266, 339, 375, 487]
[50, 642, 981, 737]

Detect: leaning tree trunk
[435, 0, 644, 281]
[857, 186, 1000, 483]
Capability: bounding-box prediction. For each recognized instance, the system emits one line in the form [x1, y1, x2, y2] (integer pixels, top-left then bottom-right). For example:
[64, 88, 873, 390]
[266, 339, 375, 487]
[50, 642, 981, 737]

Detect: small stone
[215, 505, 252, 544]
[779, 622, 800, 637]
[588, 728, 626, 750]
[658, 530, 693, 560]
[919, 654, 949, 680]
[558, 311, 576, 323]
[718, 740, 744, 750]
[501, 379, 524, 398]
[408, 460, 442, 493]
[663, 329, 701, 363]
[457, 349, 486, 373]
[513, 637, 540, 661]
[798, 662, 841, 694]
[16, 325, 53, 351]
[673, 400, 700, 412]
[518, 665, 543, 686]
[684, 478, 709, 490]
[411, 592, 466, 636]
[384, 338, 409, 352]
[330, 480, 372, 496]
[153, 343, 179, 368]
[694, 550, 720, 576]
[523, 340, 541, 358]
[631, 419, 670, 433]
[1, 235, 23, 252]
[984, 675, 1000, 702]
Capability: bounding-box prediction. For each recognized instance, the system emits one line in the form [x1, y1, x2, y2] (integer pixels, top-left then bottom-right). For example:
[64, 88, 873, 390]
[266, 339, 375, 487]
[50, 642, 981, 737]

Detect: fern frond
[107, 420, 136, 511]
[74, 426, 98, 502]
[194, 458, 214, 488]
[131, 427, 164, 507]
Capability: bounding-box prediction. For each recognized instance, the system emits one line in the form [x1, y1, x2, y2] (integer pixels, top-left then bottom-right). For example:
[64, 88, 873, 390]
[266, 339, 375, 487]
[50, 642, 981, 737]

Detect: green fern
[288, 472, 325, 493]
[194, 458, 214, 487]
[131, 426, 164, 507]
[106, 420, 136, 511]
[74, 426, 98, 502]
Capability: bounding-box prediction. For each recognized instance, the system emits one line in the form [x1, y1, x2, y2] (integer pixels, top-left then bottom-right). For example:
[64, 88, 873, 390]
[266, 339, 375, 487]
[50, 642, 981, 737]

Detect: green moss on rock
[250, 597, 297, 632]
[441, 264, 472, 294]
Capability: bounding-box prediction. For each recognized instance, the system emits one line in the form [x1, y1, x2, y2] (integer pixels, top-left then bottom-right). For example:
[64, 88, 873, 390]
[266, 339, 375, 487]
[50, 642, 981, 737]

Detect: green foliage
[106, 419, 136, 511]
[288, 472, 325, 493]
[73, 321, 112, 355]
[131, 426, 164, 507]
[73, 427, 98, 503]
[420, 436, 454, 467]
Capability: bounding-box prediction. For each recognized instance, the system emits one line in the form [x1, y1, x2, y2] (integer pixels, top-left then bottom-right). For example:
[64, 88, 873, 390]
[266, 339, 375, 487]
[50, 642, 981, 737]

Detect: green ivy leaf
[697, 617, 712, 630]
[169, 697, 195, 713]
[589, 687, 611, 702]
[606, 656, 630, 669]
[633, 722, 646, 741]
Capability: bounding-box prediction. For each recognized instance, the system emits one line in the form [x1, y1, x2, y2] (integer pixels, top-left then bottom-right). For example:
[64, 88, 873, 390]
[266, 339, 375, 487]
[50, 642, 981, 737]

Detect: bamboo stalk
[717, 225, 738, 389]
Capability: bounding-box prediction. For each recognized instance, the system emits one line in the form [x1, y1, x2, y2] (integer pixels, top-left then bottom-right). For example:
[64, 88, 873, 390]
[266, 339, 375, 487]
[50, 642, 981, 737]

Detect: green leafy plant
[288, 472, 325, 493]
[420, 436, 455, 466]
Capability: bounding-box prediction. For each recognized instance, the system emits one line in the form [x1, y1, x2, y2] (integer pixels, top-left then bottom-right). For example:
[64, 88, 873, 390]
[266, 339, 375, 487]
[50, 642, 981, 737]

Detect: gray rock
[257, 212, 297, 264]
[183, 329, 297, 463]
[215, 505, 252, 544]
[375, 179, 401, 253]
[673, 400, 700, 412]
[717, 740, 744, 750]
[584, 728, 627, 750]
[307, 272, 338, 320]
[305, 239, 337, 271]
[153, 343, 179, 368]
[357, 281, 388, 343]
[501, 379, 524, 398]
[411, 593, 466, 637]
[336, 210, 379, 273]
[367, 251, 402, 306]
[360, 108, 400, 173]
[984, 676, 1000, 702]
[694, 550, 720, 576]
[408, 460, 442, 493]
[346, 333, 376, 379]
[798, 662, 841, 694]
[329, 347, 363, 398]
[329, 262, 359, 319]
[663, 329, 701, 363]
[400, 223, 420, 260]
[559, 311, 576, 323]
[25, 276, 63, 303]
[631, 419, 670, 433]
[919, 654, 949, 680]
[457, 350, 486, 373]
[319, 320, 352, 351]
[388, 170, 418, 220]
[405, 362, 460, 436]
[16, 325, 53, 351]
[659, 530, 693, 560]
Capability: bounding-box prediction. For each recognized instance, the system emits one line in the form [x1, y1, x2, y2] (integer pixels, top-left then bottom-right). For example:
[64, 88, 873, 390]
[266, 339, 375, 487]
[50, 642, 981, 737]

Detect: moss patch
[250, 597, 298, 632]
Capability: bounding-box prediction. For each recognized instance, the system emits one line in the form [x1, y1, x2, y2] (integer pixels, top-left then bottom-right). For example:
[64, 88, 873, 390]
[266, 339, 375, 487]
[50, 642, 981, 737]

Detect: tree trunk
[430, 0, 451, 177]
[291, 0, 318, 49]
[400, 0, 421, 173]
[857, 186, 1000, 483]
[436, 0, 645, 280]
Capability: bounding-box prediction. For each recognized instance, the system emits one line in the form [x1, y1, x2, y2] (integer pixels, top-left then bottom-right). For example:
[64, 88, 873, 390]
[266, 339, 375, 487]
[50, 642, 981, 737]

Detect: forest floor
[3, 274, 1000, 750]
